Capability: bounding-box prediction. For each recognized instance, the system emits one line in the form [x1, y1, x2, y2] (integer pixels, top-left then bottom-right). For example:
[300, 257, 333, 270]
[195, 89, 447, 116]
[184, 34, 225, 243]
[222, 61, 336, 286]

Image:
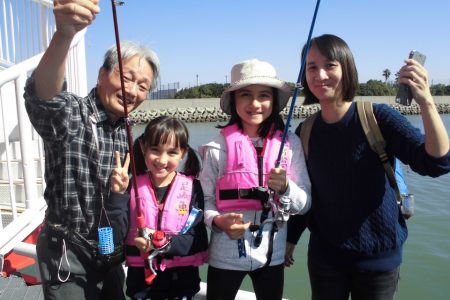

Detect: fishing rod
[110, 0, 145, 229]
[275, 0, 321, 168]
[250, 0, 322, 248]
[110, 0, 162, 285]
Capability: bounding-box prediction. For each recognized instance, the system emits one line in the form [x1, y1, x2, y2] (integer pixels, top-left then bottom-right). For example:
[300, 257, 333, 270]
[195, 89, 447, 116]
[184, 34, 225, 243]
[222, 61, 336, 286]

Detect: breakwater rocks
[130, 103, 450, 124]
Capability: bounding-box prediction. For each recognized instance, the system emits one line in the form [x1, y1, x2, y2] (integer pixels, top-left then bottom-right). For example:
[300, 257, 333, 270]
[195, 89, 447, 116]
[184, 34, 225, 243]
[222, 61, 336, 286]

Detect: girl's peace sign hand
[110, 151, 130, 193]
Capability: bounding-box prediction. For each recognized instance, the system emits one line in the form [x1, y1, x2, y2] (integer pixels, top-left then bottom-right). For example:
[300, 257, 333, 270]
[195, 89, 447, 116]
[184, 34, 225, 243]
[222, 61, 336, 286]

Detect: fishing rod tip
[295, 82, 304, 90]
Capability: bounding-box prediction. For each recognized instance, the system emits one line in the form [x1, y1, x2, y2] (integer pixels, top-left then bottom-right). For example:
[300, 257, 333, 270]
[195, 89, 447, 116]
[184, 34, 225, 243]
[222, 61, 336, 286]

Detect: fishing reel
[143, 230, 171, 285]
[249, 196, 291, 231]
[249, 196, 292, 248]
[274, 197, 291, 226]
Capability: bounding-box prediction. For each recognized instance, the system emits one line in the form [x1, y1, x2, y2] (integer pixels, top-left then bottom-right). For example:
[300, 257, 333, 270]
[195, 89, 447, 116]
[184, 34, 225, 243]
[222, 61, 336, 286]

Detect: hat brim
[220, 77, 291, 115]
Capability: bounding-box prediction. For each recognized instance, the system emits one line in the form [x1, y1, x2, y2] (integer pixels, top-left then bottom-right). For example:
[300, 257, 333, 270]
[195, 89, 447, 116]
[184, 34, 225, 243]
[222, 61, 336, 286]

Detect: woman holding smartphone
[287, 34, 450, 300]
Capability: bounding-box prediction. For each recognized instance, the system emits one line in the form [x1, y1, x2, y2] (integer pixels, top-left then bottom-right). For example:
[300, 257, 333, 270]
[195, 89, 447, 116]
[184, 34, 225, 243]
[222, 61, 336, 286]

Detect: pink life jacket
[215, 124, 292, 212]
[126, 173, 208, 270]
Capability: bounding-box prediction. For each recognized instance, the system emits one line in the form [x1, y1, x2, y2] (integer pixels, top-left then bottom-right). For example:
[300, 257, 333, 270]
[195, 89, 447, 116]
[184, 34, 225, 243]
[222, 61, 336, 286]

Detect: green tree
[430, 84, 447, 96]
[357, 80, 397, 96]
[174, 83, 229, 99]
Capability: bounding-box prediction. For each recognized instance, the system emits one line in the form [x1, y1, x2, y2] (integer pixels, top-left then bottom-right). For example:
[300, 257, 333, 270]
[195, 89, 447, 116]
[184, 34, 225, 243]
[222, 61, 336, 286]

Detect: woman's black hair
[133, 116, 200, 177]
[301, 34, 359, 105]
[217, 87, 285, 138]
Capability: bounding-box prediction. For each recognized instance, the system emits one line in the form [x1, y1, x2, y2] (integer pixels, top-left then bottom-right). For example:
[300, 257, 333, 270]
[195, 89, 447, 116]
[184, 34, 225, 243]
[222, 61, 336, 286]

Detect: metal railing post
[15, 74, 38, 209]
[0, 91, 18, 219]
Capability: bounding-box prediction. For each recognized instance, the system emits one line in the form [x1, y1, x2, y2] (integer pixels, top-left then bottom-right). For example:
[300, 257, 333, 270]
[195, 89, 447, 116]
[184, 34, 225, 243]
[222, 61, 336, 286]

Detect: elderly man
[24, 0, 160, 299]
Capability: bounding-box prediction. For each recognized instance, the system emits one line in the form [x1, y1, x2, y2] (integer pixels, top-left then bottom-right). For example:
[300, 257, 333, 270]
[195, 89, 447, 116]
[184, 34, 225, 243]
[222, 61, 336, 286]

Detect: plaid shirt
[24, 76, 129, 237]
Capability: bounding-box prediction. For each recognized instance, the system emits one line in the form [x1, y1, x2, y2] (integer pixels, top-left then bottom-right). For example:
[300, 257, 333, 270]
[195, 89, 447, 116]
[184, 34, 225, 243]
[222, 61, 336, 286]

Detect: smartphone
[395, 50, 426, 106]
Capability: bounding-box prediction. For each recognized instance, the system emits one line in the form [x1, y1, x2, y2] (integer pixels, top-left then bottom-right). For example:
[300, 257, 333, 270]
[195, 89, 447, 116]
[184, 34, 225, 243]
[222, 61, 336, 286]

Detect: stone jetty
[130, 102, 450, 124]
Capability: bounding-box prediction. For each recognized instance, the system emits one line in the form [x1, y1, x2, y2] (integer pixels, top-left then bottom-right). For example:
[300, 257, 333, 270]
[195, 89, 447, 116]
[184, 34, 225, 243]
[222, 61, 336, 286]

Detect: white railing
[0, 0, 54, 69]
[0, 0, 87, 255]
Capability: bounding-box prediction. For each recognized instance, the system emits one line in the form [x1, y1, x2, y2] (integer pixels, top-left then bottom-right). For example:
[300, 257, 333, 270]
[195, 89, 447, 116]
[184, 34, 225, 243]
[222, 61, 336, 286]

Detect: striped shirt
[24, 75, 129, 237]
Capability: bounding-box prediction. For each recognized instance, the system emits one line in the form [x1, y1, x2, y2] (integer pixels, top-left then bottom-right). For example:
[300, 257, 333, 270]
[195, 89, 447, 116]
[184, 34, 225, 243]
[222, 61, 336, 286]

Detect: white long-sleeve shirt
[199, 130, 311, 270]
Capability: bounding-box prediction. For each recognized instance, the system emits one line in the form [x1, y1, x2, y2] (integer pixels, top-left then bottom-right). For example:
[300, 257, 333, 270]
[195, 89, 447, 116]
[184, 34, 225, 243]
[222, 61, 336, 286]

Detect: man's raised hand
[53, 0, 100, 38]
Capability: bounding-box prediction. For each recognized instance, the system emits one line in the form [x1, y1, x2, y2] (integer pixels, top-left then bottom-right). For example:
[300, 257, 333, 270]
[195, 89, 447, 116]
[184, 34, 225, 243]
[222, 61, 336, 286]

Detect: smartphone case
[395, 50, 426, 106]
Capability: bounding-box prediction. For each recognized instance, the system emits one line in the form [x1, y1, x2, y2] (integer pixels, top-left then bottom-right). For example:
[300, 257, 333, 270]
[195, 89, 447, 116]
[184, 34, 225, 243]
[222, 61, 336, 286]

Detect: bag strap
[299, 111, 319, 160]
[356, 101, 402, 203]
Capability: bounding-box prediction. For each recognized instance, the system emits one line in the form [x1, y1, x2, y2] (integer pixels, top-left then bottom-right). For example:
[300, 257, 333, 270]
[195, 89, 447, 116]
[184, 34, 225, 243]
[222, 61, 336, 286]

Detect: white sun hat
[220, 59, 291, 115]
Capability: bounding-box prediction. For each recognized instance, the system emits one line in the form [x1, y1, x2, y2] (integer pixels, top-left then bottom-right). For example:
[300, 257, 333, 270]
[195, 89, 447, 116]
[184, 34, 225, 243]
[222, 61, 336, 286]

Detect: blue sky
[84, 0, 450, 90]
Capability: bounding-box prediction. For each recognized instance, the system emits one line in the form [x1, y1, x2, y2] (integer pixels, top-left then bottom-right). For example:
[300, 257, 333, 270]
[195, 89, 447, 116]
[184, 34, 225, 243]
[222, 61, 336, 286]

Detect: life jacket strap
[218, 187, 270, 203]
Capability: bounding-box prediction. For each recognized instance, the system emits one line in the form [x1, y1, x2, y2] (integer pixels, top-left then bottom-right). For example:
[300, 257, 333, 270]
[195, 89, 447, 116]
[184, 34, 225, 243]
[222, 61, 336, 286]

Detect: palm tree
[394, 71, 400, 86]
[382, 69, 391, 82]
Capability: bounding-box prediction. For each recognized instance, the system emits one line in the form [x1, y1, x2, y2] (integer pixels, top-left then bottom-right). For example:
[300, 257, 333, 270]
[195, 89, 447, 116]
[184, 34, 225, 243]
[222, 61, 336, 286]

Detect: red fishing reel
[151, 230, 171, 249]
[143, 230, 172, 285]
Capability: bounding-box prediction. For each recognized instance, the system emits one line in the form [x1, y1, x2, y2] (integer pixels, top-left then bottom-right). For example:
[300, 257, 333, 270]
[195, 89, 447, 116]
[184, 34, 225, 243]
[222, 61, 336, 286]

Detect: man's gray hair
[102, 41, 160, 91]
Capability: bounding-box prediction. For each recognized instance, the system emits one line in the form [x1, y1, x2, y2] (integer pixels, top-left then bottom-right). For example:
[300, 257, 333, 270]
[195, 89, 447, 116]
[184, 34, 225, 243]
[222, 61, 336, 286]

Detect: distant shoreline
[130, 97, 450, 124]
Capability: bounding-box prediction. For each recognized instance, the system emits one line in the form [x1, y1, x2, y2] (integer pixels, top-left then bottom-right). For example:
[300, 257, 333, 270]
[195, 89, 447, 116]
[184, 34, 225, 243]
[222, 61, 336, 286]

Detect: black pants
[308, 258, 400, 300]
[206, 264, 284, 300]
[126, 265, 200, 300]
[36, 226, 126, 300]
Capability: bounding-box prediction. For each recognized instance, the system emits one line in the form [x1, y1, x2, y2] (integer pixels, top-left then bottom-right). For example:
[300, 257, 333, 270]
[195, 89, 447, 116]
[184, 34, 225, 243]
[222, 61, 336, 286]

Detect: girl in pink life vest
[124, 116, 208, 300]
[199, 59, 312, 299]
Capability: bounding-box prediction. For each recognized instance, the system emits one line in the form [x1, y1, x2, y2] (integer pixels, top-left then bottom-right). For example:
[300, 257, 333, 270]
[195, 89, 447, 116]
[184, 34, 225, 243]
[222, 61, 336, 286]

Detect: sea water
[134, 114, 450, 300]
